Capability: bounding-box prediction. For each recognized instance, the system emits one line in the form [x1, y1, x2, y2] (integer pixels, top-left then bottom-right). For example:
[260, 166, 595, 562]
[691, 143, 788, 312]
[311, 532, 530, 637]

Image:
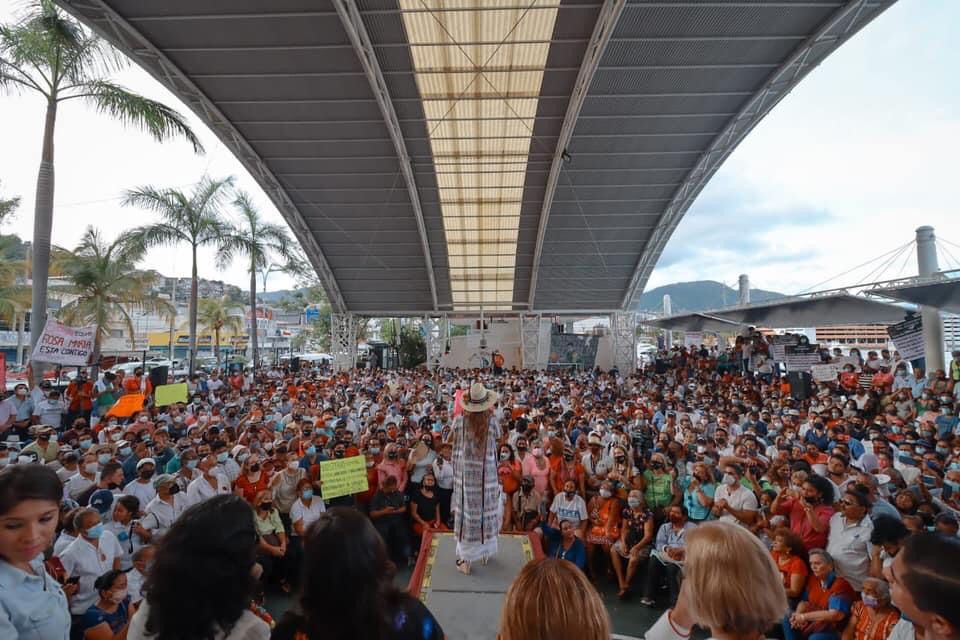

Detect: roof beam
[620, 0, 895, 310]
[529, 0, 627, 309]
[54, 0, 349, 313]
[332, 0, 438, 311]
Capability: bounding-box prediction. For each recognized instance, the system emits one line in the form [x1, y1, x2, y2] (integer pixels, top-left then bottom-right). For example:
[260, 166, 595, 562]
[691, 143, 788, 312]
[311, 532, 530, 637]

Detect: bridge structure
[56, 0, 897, 371]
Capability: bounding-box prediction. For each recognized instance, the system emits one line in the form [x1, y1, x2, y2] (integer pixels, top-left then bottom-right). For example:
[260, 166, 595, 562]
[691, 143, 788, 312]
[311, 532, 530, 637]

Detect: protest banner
[770, 335, 799, 363]
[811, 363, 841, 382]
[319, 455, 369, 500]
[30, 318, 96, 366]
[105, 392, 145, 419]
[155, 383, 188, 406]
[683, 332, 703, 348]
[784, 344, 821, 372]
[887, 316, 924, 361]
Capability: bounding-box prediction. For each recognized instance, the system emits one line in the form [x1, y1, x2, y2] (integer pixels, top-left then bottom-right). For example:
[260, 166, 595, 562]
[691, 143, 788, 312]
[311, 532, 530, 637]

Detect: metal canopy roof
[870, 277, 960, 315]
[645, 312, 743, 332]
[57, 0, 895, 314]
[709, 292, 908, 327]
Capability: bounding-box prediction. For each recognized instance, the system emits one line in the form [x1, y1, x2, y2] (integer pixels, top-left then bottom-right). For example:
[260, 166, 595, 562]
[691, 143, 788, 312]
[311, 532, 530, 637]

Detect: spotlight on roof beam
[561, 149, 572, 164]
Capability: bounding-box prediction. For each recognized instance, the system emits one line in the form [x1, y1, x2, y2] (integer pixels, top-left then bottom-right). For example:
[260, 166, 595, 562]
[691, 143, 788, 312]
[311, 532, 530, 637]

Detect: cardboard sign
[30, 318, 96, 366]
[319, 455, 369, 500]
[770, 334, 799, 362]
[784, 344, 821, 372]
[887, 316, 924, 361]
[155, 383, 188, 407]
[811, 363, 841, 382]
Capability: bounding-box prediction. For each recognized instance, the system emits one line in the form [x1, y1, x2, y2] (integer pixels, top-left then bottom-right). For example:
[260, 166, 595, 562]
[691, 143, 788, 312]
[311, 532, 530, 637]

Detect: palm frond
[77, 80, 203, 153]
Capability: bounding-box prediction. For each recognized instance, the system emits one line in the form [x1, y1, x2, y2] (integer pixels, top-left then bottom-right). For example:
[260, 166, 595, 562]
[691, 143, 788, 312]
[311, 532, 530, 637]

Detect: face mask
[217, 452, 229, 463]
[85, 523, 104, 539]
[627, 497, 641, 508]
[370, 447, 381, 455]
[564, 490, 575, 499]
[366, 460, 375, 468]
[862, 594, 879, 608]
[168, 484, 180, 495]
[387, 451, 398, 459]
[722, 473, 737, 486]
[302, 489, 314, 500]
[97, 453, 111, 465]
[334, 451, 345, 459]
[237, 452, 249, 464]
[108, 588, 128, 603]
[615, 456, 626, 464]
[500, 452, 511, 462]
[305, 446, 317, 456]
[259, 501, 273, 511]
[79, 440, 93, 450]
[140, 468, 155, 480]
[599, 489, 612, 498]
[85, 463, 99, 474]
[139, 416, 149, 423]
[109, 432, 122, 442]
[119, 447, 132, 457]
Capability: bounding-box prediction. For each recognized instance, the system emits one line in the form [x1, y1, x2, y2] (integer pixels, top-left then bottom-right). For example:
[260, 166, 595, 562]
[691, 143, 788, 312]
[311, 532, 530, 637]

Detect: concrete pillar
[738, 274, 750, 305]
[663, 294, 673, 350]
[916, 226, 945, 373]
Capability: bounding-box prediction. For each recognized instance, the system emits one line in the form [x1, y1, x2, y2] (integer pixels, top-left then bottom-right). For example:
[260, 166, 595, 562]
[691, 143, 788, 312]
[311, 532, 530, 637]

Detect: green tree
[54, 227, 173, 373]
[0, 180, 18, 224]
[217, 191, 296, 368]
[196, 296, 243, 364]
[124, 176, 234, 374]
[0, 2, 202, 381]
[379, 319, 426, 368]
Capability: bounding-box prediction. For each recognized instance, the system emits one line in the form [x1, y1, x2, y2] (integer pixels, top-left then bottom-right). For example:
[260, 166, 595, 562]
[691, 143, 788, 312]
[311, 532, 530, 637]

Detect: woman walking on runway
[452, 382, 503, 575]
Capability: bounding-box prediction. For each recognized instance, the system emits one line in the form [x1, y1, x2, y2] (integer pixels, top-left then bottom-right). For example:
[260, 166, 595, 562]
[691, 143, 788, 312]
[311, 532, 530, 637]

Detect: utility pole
[915, 226, 945, 372]
[168, 278, 177, 362]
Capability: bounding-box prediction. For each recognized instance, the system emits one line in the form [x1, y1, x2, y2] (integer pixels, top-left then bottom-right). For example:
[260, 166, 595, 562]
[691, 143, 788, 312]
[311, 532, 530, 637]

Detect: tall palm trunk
[29, 100, 58, 384]
[15, 312, 25, 365]
[249, 266, 258, 368]
[188, 245, 198, 374]
[91, 326, 103, 379]
[213, 325, 221, 365]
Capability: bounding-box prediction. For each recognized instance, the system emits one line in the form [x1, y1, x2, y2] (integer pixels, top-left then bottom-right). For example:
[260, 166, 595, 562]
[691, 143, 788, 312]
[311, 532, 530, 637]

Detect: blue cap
[88, 489, 115, 515]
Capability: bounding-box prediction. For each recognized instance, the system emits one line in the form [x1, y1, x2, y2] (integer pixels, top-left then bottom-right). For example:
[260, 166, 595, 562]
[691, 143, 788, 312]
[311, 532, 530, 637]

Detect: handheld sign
[31, 318, 96, 366]
[155, 383, 188, 407]
[319, 456, 369, 500]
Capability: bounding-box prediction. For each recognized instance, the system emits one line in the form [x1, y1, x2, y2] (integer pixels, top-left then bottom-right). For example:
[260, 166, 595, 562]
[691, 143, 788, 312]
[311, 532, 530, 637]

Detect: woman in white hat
[452, 382, 503, 574]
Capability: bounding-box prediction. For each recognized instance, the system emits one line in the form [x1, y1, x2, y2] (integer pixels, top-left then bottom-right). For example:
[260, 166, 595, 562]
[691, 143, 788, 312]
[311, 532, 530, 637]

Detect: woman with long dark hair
[126, 494, 269, 640]
[272, 507, 444, 640]
[452, 383, 502, 575]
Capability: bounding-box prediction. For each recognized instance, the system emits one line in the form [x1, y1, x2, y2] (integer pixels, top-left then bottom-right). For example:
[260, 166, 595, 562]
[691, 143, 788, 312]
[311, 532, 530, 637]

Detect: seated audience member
[126, 495, 270, 640]
[785, 548, 857, 640]
[585, 480, 621, 577]
[869, 516, 910, 579]
[828, 487, 875, 591]
[369, 475, 411, 565]
[549, 479, 589, 537]
[499, 558, 610, 640]
[272, 507, 445, 640]
[60, 507, 124, 620]
[537, 519, 587, 572]
[841, 577, 900, 640]
[886, 533, 960, 640]
[410, 471, 446, 540]
[772, 473, 835, 551]
[644, 521, 788, 640]
[712, 463, 759, 527]
[611, 489, 655, 599]
[253, 489, 288, 592]
[126, 545, 155, 606]
[76, 570, 132, 640]
[641, 505, 696, 608]
[772, 527, 810, 604]
[511, 475, 543, 532]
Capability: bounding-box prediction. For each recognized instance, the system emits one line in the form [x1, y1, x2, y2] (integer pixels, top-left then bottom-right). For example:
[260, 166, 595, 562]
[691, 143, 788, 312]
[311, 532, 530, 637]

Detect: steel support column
[611, 312, 637, 374]
[521, 314, 544, 370]
[331, 313, 357, 371]
[423, 315, 448, 371]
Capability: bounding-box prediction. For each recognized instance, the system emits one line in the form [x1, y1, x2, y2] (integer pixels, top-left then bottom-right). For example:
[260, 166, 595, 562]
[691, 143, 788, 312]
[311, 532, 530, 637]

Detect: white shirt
[53, 532, 77, 557]
[432, 457, 454, 490]
[826, 512, 874, 591]
[218, 458, 241, 483]
[127, 567, 146, 604]
[124, 478, 158, 507]
[549, 493, 588, 523]
[289, 497, 325, 535]
[59, 532, 123, 614]
[713, 482, 759, 526]
[32, 399, 66, 426]
[143, 493, 189, 539]
[65, 472, 96, 501]
[127, 600, 270, 640]
[186, 473, 232, 507]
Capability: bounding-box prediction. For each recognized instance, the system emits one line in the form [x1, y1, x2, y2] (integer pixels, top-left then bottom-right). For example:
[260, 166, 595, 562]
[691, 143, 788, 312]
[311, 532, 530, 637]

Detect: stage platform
[408, 532, 543, 640]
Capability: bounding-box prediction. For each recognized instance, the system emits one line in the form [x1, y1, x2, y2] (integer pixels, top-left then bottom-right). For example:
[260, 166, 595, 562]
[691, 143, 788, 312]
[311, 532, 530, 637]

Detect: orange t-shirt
[234, 472, 270, 504]
[498, 460, 521, 495]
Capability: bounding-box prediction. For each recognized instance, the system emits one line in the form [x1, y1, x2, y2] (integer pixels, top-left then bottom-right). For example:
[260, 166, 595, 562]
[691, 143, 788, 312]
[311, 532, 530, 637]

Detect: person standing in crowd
[498, 558, 610, 640]
[451, 383, 502, 575]
[65, 372, 94, 426]
[126, 495, 269, 640]
[644, 521, 787, 640]
[0, 465, 73, 639]
[272, 507, 444, 640]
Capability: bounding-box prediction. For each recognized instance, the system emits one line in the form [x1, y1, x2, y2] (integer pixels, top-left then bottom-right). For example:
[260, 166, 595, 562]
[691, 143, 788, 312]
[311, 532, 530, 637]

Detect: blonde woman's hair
[499, 558, 610, 640]
[684, 521, 788, 636]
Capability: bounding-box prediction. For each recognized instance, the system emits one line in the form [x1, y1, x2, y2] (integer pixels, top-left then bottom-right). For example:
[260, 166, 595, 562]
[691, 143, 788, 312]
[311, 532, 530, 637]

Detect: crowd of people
[0, 341, 958, 639]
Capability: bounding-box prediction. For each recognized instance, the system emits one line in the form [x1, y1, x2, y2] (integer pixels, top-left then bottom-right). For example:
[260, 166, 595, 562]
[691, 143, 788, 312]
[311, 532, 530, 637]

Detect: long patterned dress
[452, 413, 502, 562]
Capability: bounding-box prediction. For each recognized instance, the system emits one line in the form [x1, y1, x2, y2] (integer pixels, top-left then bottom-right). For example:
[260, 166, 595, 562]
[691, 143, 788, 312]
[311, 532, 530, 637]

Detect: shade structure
[870, 278, 960, 315]
[644, 312, 742, 333]
[54, 0, 897, 313]
[710, 293, 909, 328]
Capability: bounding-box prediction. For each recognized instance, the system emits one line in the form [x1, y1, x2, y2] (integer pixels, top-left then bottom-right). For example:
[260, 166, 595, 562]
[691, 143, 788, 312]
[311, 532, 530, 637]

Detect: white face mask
[599, 489, 612, 498]
[108, 588, 127, 603]
[722, 473, 737, 486]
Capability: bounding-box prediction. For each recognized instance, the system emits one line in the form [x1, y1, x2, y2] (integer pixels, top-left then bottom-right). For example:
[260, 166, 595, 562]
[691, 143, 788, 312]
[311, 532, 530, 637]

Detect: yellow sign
[155, 383, 188, 407]
[319, 456, 369, 500]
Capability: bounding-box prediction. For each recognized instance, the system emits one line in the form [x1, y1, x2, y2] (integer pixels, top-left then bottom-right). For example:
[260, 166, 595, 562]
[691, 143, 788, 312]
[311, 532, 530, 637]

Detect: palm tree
[196, 296, 243, 365]
[53, 227, 173, 373]
[0, 180, 18, 224]
[0, 2, 203, 381]
[217, 191, 295, 369]
[123, 176, 234, 374]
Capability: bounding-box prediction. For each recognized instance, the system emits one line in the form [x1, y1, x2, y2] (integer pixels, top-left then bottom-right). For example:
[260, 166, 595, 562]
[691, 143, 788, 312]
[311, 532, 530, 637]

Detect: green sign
[319, 456, 369, 500]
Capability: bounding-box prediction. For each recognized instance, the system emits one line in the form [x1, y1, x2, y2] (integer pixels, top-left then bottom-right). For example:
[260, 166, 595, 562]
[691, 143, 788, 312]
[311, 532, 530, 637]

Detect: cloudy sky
[1, 0, 958, 301]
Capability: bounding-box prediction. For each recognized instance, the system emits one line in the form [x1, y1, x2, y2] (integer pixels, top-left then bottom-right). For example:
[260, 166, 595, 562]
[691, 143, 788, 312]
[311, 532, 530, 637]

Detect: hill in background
[637, 280, 785, 313]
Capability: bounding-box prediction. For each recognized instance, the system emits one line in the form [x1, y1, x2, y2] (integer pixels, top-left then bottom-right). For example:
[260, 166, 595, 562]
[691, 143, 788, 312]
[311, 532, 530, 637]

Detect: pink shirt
[522, 455, 551, 495]
[377, 460, 407, 493]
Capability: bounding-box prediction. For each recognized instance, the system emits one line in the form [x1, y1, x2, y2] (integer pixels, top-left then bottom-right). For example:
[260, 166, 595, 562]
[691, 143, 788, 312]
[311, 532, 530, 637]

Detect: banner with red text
[30, 318, 96, 366]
